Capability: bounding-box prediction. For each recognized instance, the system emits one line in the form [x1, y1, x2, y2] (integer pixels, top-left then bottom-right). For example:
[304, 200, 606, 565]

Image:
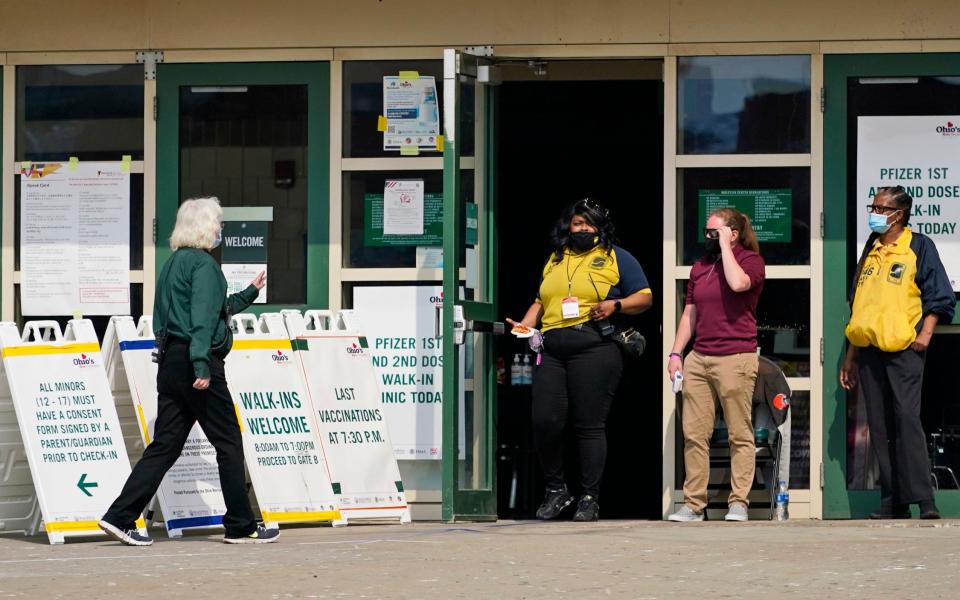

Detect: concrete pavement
[0, 519, 957, 599]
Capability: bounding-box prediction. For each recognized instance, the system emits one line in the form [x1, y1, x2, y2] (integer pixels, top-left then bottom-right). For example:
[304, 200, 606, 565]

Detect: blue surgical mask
[868, 212, 893, 234]
[212, 230, 222, 249]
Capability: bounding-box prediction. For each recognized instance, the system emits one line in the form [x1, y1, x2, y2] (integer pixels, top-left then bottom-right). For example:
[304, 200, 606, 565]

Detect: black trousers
[531, 325, 622, 498]
[102, 341, 257, 537]
[858, 345, 934, 505]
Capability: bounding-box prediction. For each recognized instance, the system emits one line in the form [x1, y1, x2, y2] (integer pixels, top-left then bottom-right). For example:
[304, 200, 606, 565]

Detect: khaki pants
[681, 350, 759, 512]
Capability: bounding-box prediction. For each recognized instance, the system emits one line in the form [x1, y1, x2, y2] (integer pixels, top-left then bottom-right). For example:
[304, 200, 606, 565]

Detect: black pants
[102, 341, 257, 537]
[858, 346, 934, 505]
[532, 325, 623, 498]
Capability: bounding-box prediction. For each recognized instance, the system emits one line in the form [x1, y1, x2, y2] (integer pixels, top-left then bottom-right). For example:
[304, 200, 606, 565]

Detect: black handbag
[612, 326, 646, 360]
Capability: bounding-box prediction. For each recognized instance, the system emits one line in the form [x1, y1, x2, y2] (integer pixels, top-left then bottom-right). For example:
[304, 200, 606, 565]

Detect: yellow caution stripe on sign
[2, 342, 100, 358]
[234, 403, 244, 433]
[136, 404, 152, 445]
[260, 510, 342, 523]
[46, 518, 146, 533]
[231, 339, 292, 351]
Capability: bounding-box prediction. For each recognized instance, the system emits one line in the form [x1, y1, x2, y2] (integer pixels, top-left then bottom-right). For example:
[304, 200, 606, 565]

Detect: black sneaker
[223, 524, 280, 544]
[98, 519, 153, 546]
[573, 495, 599, 522]
[536, 487, 575, 520]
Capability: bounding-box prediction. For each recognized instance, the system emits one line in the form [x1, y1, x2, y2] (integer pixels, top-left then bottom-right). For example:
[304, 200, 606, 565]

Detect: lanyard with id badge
[562, 254, 588, 320]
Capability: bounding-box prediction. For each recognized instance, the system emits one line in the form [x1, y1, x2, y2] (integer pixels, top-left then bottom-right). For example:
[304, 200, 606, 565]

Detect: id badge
[561, 296, 580, 320]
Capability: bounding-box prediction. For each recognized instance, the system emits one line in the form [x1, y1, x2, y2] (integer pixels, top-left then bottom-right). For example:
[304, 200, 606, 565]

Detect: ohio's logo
[270, 350, 290, 362]
[346, 342, 364, 356]
[73, 353, 95, 367]
[936, 121, 960, 135]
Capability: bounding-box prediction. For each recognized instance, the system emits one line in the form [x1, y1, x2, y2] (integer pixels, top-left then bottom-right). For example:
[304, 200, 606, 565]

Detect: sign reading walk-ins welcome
[225, 313, 342, 527]
[0, 320, 138, 544]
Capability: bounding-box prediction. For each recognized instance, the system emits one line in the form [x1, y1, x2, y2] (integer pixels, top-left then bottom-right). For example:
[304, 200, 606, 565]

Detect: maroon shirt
[686, 244, 765, 356]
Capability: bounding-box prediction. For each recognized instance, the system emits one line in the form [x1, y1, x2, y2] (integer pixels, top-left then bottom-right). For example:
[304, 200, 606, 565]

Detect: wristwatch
[614, 300, 622, 313]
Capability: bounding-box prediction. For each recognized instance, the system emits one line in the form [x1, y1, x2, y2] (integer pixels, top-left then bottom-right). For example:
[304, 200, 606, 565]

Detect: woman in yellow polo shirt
[841, 186, 956, 519]
[507, 198, 653, 522]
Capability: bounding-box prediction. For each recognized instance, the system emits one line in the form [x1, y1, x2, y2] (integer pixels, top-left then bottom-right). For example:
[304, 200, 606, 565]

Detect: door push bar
[435, 305, 505, 345]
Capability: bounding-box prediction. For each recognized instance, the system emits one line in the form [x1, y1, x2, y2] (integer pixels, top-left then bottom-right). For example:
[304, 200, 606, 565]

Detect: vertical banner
[283, 310, 409, 523]
[102, 316, 227, 537]
[0, 320, 137, 544]
[225, 313, 342, 527]
[19, 161, 131, 315]
[857, 116, 960, 290]
[352, 286, 444, 459]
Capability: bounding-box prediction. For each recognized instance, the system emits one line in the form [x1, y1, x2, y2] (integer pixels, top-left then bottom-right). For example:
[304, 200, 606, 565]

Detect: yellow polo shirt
[537, 245, 651, 332]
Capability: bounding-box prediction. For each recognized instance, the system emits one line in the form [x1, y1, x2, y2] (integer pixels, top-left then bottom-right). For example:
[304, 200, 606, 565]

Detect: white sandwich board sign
[0, 319, 139, 544]
[102, 316, 227, 537]
[283, 310, 409, 523]
[225, 313, 343, 527]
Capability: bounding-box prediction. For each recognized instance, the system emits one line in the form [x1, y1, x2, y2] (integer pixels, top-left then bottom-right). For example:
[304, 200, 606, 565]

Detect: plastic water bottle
[521, 354, 533, 385]
[510, 354, 522, 386]
[774, 480, 789, 521]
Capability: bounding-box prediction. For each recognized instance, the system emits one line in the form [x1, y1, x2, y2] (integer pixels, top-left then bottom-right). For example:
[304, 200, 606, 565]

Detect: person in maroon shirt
[666, 207, 766, 522]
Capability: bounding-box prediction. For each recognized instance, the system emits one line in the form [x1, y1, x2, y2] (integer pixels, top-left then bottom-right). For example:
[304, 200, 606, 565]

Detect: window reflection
[679, 56, 810, 155]
[755, 280, 811, 377]
[16, 65, 144, 161]
[179, 85, 308, 305]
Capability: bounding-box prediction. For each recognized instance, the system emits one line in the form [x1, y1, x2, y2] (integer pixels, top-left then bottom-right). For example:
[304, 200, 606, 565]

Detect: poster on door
[19, 161, 130, 315]
[857, 116, 960, 290]
[382, 75, 440, 151]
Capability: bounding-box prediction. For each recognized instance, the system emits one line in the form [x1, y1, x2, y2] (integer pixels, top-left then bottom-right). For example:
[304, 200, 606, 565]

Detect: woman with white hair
[99, 197, 275, 546]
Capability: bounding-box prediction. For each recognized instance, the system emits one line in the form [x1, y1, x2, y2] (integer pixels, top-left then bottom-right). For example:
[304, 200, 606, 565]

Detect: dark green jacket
[153, 248, 259, 379]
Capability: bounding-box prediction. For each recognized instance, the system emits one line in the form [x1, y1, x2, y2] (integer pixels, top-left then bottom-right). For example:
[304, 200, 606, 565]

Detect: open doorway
[495, 60, 664, 520]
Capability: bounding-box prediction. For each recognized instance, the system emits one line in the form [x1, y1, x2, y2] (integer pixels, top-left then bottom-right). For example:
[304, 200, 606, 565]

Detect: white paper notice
[20, 162, 130, 315]
[383, 180, 425, 236]
[222, 264, 267, 304]
[857, 116, 960, 291]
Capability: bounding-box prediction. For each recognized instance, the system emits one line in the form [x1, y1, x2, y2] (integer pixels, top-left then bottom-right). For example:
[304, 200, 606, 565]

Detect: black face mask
[705, 238, 721, 257]
[568, 232, 598, 253]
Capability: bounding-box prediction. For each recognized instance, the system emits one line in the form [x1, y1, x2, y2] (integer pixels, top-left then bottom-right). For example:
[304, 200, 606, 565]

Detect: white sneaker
[725, 503, 749, 522]
[667, 505, 704, 522]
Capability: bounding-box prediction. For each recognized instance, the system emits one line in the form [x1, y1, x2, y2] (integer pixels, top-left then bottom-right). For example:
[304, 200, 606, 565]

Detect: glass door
[155, 62, 329, 311]
[823, 53, 960, 518]
[441, 49, 500, 521]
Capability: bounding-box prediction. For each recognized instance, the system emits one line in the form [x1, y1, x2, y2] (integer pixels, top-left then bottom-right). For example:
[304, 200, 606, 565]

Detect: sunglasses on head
[703, 228, 720, 239]
[579, 198, 609, 218]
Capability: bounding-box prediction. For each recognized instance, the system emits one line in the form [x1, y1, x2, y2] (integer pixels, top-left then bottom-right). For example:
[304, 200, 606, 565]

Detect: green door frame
[442, 50, 498, 521]
[156, 62, 330, 313]
[822, 53, 960, 518]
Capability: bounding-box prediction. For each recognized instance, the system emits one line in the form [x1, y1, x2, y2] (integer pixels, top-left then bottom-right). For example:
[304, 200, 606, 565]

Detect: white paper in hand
[672, 371, 684, 394]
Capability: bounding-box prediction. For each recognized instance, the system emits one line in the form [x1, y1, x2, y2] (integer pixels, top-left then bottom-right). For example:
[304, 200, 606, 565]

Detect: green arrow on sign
[77, 473, 98, 497]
